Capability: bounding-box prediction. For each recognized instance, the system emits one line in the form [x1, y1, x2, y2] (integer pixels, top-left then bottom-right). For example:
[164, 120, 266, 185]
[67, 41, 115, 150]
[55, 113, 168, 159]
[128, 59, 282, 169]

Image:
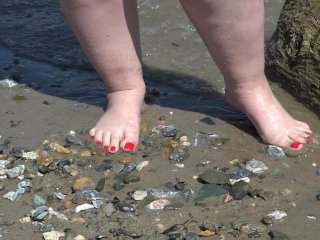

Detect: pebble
[245, 160, 268, 174]
[148, 199, 171, 210]
[43, 231, 65, 240]
[3, 191, 18, 201]
[169, 146, 190, 161]
[66, 130, 83, 146]
[50, 143, 71, 154]
[199, 169, 230, 184]
[37, 156, 54, 167]
[6, 165, 25, 179]
[74, 235, 86, 240]
[163, 203, 184, 211]
[73, 177, 95, 191]
[136, 161, 149, 171]
[22, 151, 39, 160]
[264, 145, 286, 158]
[194, 184, 228, 202]
[104, 203, 116, 217]
[269, 230, 292, 240]
[63, 200, 73, 209]
[31, 206, 49, 220]
[95, 177, 106, 192]
[229, 181, 251, 200]
[132, 190, 148, 201]
[267, 210, 287, 221]
[123, 173, 140, 184]
[32, 194, 47, 207]
[198, 230, 215, 237]
[75, 203, 94, 213]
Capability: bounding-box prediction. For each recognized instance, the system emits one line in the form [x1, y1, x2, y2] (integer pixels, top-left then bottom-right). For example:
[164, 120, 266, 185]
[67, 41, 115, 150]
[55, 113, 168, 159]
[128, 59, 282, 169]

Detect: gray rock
[66, 130, 83, 146]
[104, 203, 116, 217]
[230, 181, 251, 200]
[199, 169, 230, 184]
[32, 195, 47, 207]
[169, 146, 190, 162]
[6, 165, 25, 179]
[245, 160, 268, 174]
[264, 145, 286, 158]
[31, 206, 49, 220]
[3, 191, 18, 201]
[269, 230, 292, 240]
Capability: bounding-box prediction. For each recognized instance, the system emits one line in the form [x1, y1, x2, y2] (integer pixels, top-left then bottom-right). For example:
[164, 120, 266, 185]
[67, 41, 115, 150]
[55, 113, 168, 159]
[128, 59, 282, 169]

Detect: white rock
[22, 151, 39, 160]
[228, 177, 250, 185]
[147, 199, 171, 210]
[75, 203, 94, 213]
[132, 190, 148, 201]
[74, 235, 86, 240]
[267, 210, 287, 220]
[43, 231, 65, 240]
[245, 159, 268, 174]
[136, 161, 149, 171]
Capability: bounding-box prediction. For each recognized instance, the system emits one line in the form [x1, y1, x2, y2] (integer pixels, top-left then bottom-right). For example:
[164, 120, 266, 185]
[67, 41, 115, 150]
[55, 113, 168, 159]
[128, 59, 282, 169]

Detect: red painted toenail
[306, 139, 313, 145]
[104, 145, 109, 151]
[124, 142, 135, 151]
[290, 141, 302, 149]
[110, 146, 116, 152]
[96, 140, 102, 145]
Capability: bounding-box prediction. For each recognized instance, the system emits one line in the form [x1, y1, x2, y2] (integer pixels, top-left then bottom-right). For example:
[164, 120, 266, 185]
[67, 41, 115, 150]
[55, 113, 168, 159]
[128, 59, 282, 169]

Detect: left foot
[225, 77, 312, 150]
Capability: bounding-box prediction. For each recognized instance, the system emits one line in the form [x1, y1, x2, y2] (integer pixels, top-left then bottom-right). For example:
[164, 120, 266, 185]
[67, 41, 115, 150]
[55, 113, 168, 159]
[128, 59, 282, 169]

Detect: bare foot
[89, 85, 145, 153]
[226, 77, 312, 150]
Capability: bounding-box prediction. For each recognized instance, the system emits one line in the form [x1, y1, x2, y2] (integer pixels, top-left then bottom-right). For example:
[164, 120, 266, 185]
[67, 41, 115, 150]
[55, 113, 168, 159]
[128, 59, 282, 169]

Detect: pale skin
[59, 0, 311, 153]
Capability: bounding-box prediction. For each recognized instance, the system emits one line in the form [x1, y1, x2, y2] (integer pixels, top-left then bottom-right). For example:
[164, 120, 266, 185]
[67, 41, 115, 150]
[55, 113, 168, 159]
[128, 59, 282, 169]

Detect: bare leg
[59, 0, 145, 152]
[180, 0, 311, 149]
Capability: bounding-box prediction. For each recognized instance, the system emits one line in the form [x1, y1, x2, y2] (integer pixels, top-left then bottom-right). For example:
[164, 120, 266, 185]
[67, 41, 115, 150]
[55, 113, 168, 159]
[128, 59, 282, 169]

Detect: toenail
[306, 139, 313, 145]
[110, 146, 116, 152]
[290, 141, 302, 149]
[96, 140, 102, 145]
[124, 142, 135, 151]
[104, 145, 109, 151]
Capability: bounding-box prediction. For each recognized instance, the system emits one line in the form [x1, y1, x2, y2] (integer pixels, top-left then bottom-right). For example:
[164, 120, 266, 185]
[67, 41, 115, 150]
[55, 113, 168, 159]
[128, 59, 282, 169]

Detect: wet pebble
[198, 169, 230, 184]
[66, 130, 83, 146]
[73, 177, 95, 192]
[132, 190, 148, 201]
[245, 160, 268, 174]
[32, 194, 47, 207]
[115, 202, 135, 213]
[169, 146, 190, 162]
[6, 165, 25, 179]
[264, 145, 286, 158]
[31, 206, 49, 221]
[269, 230, 292, 240]
[95, 178, 106, 192]
[104, 203, 116, 217]
[148, 199, 171, 210]
[75, 203, 94, 213]
[248, 230, 261, 238]
[123, 173, 140, 184]
[43, 231, 65, 240]
[229, 181, 251, 200]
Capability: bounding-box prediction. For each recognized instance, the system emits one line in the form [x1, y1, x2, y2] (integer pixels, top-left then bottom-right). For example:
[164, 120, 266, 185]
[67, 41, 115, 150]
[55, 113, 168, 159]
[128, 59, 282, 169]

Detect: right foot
[89, 85, 145, 153]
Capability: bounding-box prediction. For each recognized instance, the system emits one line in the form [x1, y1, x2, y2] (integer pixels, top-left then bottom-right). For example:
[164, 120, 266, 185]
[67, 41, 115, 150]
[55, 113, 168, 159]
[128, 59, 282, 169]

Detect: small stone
[119, 155, 132, 164]
[229, 181, 251, 200]
[147, 199, 171, 210]
[50, 143, 70, 154]
[264, 145, 286, 158]
[123, 173, 140, 184]
[104, 203, 116, 217]
[43, 231, 65, 240]
[13, 94, 27, 101]
[269, 230, 292, 240]
[32, 194, 47, 207]
[22, 151, 39, 160]
[224, 194, 233, 203]
[74, 235, 86, 240]
[95, 159, 113, 172]
[245, 160, 268, 174]
[198, 169, 230, 184]
[179, 136, 189, 142]
[6, 165, 25, 179]
[66, 131, 83, 146]
[115, 202, 135, 213]
[75, 203, 94, 213]
[163, 203, 184, 211]
[64, 200, 73, 209]
[79, 150, 91, 157]
[132, 190, 148, 201]
[136, 161, 149, 171]
[198, 230, 215, 237]
[95, 178, 106, 192]
[169, 145, 190, 162]
[267, 210, 287, 221]
[31, 206, 49, 220]
[3, 191, 18, 201]
[194, 184, 228, 202]
[73, 177, 95, 192]
[37, 156, 54, 167]
[262, 216, 275, 225]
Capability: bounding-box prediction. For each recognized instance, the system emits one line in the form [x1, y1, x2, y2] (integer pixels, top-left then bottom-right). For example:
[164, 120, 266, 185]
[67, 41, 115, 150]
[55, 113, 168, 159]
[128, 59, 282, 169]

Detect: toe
[290, 141, 304, 150]
[297, 121, 312, 132]
[103, 132, 111, 152]
[109, 133, 122, 153]
[121, 128, 140, 152]
[89, 128, 96, 138]
[94, 129, 103, 145]
[289, 133, 307, 144]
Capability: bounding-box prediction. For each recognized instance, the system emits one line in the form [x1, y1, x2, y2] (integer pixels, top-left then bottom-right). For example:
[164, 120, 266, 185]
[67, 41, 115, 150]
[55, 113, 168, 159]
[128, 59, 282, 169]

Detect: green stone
[199, 169, 230, 184]
[194, 184, 228, 202]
